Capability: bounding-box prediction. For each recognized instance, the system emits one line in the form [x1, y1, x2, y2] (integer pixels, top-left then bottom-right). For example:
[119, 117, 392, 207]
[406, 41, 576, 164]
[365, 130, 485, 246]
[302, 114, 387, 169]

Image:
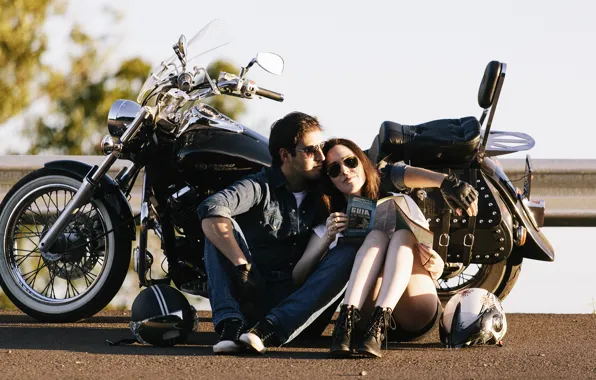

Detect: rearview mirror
[174, 35, 188, 70]
[255, 53, 284, 75]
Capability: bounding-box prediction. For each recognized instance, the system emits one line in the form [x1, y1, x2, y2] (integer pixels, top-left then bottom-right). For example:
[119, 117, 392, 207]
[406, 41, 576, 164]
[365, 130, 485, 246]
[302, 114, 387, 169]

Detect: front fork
[38, 107, 152, 254]
[135, 171, 169, 287]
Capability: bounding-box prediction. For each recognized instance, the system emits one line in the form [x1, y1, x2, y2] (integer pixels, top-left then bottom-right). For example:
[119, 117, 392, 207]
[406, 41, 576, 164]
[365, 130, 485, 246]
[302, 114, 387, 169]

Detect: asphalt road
[0, 311, 594, 380]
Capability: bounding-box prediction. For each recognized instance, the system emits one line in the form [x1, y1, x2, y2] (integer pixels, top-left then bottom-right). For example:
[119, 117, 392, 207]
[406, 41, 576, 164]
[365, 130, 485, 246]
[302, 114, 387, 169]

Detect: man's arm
[402, 165, 447, 188]
[384, 162, 479, 216]
[198, 174, 264, 264]
[202, 217, 249, 266]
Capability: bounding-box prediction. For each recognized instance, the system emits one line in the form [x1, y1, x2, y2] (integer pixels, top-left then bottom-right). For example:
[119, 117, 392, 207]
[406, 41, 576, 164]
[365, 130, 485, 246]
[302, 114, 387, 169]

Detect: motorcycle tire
[437, 253, 523, 304]
[0, 169, 131, 322]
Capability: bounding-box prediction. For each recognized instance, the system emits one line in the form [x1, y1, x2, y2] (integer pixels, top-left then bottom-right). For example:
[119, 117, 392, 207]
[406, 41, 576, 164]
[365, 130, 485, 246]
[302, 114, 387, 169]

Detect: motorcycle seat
[367, 117, 481, 167]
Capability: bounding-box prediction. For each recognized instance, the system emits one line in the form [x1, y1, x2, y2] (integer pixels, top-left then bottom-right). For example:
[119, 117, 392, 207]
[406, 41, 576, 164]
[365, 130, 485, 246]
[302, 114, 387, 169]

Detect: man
[198, 112, 359, 354]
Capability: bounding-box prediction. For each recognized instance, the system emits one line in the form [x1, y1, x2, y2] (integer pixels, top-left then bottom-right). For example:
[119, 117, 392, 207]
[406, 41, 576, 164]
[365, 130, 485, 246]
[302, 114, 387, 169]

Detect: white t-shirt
[293, 191, 307, 225]
[293, 191, 307, 208]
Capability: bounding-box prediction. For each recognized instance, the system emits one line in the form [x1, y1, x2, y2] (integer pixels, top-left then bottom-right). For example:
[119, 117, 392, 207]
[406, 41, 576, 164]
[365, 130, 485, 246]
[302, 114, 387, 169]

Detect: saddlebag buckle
[463, 233, 475, 248]
[439, 233, 450, 247]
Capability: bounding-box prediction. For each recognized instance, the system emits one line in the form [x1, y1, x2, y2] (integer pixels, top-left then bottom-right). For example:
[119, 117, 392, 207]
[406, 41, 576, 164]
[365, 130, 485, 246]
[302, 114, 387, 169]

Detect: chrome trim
[137, 173, 150, 286]
[100, 135, 116, 155]
[484, 131, 535, 156]
[177, 103, 244, 136]
[107, 100, 142, 137]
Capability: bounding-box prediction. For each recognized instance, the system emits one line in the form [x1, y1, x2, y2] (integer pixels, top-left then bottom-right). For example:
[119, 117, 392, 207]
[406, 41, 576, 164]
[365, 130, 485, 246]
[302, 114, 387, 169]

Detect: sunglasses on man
[293, 142, 326, 156]
[326, 156, 359, 178]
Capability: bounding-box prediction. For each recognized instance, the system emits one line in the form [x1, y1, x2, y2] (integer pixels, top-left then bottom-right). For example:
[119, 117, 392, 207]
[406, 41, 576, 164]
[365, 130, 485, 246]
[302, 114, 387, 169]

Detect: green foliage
[0, 0, 65, 123]
[23, 23, 151, 154]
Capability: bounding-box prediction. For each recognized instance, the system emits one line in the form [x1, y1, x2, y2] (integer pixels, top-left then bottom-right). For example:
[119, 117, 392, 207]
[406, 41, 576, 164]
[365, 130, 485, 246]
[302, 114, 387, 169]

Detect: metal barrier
[1, 156, 595, 226]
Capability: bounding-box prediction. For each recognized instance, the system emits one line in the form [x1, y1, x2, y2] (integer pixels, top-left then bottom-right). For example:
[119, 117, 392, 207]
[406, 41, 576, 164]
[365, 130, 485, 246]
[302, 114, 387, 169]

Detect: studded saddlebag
[412, 169, 513, 264]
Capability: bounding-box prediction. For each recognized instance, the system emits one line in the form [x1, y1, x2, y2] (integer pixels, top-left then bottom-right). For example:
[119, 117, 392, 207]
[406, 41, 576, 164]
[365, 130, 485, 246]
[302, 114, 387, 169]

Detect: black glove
[439, 174, 478, 214]
[233, 263, 264, 300]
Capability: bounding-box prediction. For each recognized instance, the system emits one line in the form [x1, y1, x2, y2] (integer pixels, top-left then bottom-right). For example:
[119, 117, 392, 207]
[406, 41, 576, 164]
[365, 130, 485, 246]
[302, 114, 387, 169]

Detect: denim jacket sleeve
[197, 172, 265, 220]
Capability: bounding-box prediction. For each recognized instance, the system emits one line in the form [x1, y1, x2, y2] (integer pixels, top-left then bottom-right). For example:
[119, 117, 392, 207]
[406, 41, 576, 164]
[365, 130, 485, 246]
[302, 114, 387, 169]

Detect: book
[345, 194, 434, 246]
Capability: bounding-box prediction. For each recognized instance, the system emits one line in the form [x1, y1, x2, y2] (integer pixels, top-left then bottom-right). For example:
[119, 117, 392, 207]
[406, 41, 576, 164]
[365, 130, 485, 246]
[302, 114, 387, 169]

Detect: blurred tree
[0, 0, 66, 123]
[24, 24, 151, 154]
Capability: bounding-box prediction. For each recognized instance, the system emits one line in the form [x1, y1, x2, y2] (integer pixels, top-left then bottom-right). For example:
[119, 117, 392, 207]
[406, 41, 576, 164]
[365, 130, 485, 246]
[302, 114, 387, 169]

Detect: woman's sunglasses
[326, 156, 359, 178]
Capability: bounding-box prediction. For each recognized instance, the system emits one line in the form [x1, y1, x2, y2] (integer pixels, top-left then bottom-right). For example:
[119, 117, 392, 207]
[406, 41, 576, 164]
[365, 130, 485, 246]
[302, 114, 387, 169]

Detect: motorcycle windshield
[137, 19, 230, 103]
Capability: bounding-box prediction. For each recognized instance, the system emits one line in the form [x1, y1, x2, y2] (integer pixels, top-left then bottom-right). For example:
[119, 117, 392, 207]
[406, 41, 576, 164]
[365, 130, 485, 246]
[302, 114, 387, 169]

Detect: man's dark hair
[269, 112, 322, 167]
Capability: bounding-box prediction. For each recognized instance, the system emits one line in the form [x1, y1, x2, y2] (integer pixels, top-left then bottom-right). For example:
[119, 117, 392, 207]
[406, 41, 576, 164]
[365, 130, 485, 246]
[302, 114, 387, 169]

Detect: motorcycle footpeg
[180, 279, 209, 297]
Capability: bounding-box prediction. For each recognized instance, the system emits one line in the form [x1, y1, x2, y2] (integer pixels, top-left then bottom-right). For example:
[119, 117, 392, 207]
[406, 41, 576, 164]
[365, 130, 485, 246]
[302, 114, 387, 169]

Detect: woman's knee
[390, 229, 416, 246]
[363, 229, 389, 247]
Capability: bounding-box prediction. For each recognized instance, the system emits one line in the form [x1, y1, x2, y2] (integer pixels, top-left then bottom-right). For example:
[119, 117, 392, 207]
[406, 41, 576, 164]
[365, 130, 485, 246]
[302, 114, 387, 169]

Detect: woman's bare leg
[343, 230, 389, 309]
[376, 229, 438, 330]
[391, 245, 439, 332]
[374, 229, 417, 309]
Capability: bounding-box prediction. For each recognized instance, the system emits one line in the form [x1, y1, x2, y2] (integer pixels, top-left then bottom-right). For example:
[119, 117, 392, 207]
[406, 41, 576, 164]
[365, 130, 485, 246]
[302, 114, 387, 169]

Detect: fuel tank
[174, 125, 271, 193]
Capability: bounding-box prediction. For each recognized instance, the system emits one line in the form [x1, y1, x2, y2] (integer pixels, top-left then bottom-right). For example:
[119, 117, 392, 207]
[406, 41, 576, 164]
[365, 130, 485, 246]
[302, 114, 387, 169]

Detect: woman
[292, 138, 447, 358]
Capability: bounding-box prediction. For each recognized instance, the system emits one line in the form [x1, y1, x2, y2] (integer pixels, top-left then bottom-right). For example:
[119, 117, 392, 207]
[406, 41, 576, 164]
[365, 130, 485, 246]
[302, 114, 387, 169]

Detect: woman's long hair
[319, 138, 380, 217]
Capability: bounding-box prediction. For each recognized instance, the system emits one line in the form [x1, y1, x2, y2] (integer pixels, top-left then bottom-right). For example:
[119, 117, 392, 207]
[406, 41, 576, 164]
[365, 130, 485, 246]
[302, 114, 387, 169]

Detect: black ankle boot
[330, 304, 360, 357]
[355, 306, 396, 358]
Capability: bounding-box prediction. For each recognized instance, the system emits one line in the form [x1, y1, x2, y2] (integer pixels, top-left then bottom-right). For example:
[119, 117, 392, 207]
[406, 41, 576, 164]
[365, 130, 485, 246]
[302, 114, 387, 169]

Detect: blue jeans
[204, 220, 358, 344]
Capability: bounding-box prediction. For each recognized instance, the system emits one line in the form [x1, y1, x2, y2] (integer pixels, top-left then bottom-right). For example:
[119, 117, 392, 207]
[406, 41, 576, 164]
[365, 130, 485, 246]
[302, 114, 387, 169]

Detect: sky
[2, 0, 595, 312]
[2, 0, 596, 158]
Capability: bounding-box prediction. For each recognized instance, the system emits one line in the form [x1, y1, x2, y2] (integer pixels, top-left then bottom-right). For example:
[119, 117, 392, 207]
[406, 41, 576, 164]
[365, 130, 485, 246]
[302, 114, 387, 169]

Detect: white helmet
[439, 288, 507, 348]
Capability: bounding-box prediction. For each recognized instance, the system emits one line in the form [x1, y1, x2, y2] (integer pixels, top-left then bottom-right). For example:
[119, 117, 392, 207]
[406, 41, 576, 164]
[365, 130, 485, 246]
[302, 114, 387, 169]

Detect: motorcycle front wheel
[0, 170, 131, 322]
[436, 254, 523, 304]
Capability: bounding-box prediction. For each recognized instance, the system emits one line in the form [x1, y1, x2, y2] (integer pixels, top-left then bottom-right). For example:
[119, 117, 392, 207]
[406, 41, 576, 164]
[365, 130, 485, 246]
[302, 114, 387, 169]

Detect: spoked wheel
[0, 171, 131, 322]
[436, 255, 523, 304]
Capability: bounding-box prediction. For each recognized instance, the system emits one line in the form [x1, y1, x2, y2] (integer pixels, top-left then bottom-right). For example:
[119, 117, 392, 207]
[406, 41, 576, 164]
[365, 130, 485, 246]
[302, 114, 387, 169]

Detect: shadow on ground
[0, 311, 440, 358]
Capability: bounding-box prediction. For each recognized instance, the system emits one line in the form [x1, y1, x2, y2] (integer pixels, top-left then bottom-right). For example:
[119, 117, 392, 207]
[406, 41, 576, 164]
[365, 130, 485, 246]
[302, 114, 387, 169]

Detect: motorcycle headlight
[107, 99, 142, 137]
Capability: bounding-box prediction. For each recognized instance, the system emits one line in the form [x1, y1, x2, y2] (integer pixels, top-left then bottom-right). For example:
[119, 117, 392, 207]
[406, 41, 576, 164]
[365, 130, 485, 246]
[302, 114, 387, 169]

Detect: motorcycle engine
[166, 185, 208, 294]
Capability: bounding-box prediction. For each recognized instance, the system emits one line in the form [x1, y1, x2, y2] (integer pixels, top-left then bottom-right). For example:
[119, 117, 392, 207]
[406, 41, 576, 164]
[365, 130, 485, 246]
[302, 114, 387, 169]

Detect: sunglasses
[326, 155, 359, 178]
[293, 142, 326, 156]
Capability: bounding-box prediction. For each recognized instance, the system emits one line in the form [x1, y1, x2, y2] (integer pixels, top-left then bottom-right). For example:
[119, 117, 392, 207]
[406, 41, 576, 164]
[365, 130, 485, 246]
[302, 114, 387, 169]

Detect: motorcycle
[0, 20, 553, 322]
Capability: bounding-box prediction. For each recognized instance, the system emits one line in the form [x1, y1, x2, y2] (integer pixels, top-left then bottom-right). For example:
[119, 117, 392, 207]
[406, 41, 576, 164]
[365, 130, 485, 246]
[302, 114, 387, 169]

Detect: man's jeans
[204, 220, 358, 344]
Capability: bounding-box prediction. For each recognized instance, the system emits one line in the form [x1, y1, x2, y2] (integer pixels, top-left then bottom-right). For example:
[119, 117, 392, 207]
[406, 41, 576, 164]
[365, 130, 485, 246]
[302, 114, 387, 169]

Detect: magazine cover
[345, 195, 377, 237]
[345, 194, 434, 246]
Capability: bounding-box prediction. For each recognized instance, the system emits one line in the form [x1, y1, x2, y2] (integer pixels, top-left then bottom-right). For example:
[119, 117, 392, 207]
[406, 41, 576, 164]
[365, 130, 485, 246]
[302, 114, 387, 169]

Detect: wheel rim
[436, 263, 492, 300]
[4, 183, 110, 305]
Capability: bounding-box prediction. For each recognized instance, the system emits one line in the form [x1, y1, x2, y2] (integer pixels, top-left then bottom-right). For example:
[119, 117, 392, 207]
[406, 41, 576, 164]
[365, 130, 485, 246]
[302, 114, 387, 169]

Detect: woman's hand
[325, 212, 348, 240]
[417, 243, 444, 280]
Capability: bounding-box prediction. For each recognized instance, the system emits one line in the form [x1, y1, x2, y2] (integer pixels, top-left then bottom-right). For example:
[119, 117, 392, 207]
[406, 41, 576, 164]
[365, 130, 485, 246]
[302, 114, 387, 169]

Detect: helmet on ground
[130, 284, 199, 346]
[439, 288, 507, 348]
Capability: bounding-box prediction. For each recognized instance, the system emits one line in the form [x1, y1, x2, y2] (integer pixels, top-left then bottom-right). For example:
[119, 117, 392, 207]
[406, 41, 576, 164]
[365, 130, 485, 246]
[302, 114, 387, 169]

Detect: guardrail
[1, 156, 595, 227]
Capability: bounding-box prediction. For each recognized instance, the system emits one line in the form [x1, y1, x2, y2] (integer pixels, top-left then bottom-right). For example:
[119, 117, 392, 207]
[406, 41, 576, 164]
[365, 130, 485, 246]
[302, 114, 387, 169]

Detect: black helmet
[439, 288, 507, 348]
[129, 284, 199, 346]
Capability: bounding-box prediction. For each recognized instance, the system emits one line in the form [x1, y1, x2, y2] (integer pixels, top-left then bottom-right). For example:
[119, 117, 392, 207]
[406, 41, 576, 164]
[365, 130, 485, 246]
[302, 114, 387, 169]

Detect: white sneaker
[239, 332, 266, 354]
[239, 319, 279, 354]
[213, 339, 242, 354]
[213, 318, 245, 355]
